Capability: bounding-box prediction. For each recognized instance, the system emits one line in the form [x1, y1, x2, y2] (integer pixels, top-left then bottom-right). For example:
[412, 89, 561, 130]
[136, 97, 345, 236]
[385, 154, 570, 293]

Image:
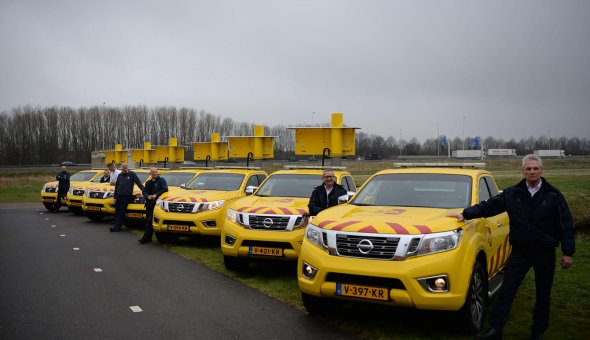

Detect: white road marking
[51, 225, 56, 228]
[35, 208, 39, 211]
[73, 248, 80, 251]
[40, 212, 44, 215]
[60, 234, 66, 237]
[93, 268, 103, 272]
[129, 306, 143, 313]
[44, 218, 49, 220]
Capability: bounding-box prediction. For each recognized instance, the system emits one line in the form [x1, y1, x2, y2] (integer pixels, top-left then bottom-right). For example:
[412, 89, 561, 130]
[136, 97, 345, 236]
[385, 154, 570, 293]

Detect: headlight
[105, 192, 114, 198]
[305, 223, 328, 250]
[156, 199, 167, 212]
[226, 208, 240, 224]
[417, 229, 462, 256]
[68, 188, 74, 194]
[41, 185, 47, 193]
[197, 200, 225, 212]
[84, 189, 90, 197]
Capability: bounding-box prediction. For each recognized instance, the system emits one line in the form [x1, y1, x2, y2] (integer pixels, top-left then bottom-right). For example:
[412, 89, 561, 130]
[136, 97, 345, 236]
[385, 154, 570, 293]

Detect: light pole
[462, 116, 466, 149]
[399, 128, 402, 157]
[312, 112, 315, 126]
[437, 123, 440, 157]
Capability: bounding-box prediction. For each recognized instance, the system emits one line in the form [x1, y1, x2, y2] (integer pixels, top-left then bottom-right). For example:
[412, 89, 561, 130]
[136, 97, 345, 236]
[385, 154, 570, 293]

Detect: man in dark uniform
[448, 154, 575, 339]
[308, 169, 348, 216]
[54, 165, 70, 212]
[139, 167, 168, 244]
[99, 169, 111, 183]
[111, 163, 145, 232]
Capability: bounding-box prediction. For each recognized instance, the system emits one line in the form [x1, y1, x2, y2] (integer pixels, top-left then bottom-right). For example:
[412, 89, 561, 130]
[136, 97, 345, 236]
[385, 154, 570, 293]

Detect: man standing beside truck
[138, 167, 168, 244]
[308, 169, 348, 216]
[54, 165, 70, 212]
[111, 163, 145, 232]
[448, 154, 575, 339]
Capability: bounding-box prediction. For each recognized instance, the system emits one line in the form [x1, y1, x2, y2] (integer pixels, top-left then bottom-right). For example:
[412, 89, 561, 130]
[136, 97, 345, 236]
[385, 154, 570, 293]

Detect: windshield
[256, 174, 322, 198]
[186, 173, 245, 191]
[70, 171, 97, 181]
[136, 172, 151, 183]
[350, 174, 472, 208]
[161, 172, 197, 187]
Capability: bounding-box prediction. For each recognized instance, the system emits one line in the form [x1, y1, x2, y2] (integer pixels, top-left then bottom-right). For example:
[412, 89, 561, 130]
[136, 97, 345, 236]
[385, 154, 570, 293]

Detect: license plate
[336, 283, 389, 301]
[126, 213, 143, 218]
[168, 224, 190, 232]
[249, 246, 283, 257]
[70, 202, 82, 207]
[88, 206, 101, 211]
[42, 198, 55, 203]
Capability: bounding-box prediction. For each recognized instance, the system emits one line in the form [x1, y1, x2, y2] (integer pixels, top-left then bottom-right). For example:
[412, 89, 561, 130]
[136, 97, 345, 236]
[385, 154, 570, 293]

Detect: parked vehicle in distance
[534, 149, 565, 157]
[67, 170, 110, 215]
[297, 163, 509, 333]
[486, 149, 517, 157]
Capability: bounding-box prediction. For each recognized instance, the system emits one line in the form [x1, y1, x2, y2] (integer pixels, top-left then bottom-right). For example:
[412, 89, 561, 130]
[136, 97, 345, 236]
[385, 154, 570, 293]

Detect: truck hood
[43, 180, 94, 188]
[313, 204, 463, 235]
[84, 182, 142, 195]
[160, 189, 241, 203]
[231, 196, 309, 215]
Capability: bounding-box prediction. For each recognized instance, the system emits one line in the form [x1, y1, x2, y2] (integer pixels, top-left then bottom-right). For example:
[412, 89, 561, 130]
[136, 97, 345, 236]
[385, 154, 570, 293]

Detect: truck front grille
[73, 189, 85, 196]
[168, 202, 195, 213]
[248, 215, 291, 230]
[89, 191, 105, 199]
[45, 187, 57, 193]
[336, 234, 400, 260]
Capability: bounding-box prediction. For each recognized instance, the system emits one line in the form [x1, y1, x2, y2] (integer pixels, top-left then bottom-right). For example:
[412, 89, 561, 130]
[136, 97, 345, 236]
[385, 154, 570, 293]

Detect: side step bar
[488, 271, 505, 298]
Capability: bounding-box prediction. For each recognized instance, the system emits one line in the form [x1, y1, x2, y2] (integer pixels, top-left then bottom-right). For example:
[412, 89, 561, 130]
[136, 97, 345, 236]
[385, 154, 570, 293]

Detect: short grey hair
[522, 154, 543, 168]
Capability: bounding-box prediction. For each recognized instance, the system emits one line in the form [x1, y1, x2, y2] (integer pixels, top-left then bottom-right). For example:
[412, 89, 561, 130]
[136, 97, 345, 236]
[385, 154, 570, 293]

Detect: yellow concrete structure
[104, 144, 128, 164]
[289, 113, 359, 157]
[193, 133, 229, 161]
[228, 125, 275, 159]
[154, 138, 185, 163]
[131, 142, 156, 164]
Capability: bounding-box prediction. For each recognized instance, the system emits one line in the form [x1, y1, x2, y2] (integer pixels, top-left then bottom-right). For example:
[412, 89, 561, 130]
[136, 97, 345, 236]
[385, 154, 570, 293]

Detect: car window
[256, 174, 321, 198]
[484, 177, 499, 197]
[70, 171, 97, 181]
[186, 173, 245, 191]
[344, 176, 356, 191]
[161, 172, 197, 187]
[479, 178, 491, 203]
[339, 176, 350, 191]
[350, 174, 471, 208]
[245, 175, 259, 190]
[136, 172, 151, 183]
[256, 174, 267, 184]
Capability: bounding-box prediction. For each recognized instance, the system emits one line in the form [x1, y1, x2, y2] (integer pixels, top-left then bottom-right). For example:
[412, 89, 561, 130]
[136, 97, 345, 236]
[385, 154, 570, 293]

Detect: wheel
[69, 207, 84, 216]
[43, 203, 55, 211]
[86, 213, 104, 221]
[460, 261, 488, 333]
[223, 255, 249, 271]
[301, 292, 329, 315]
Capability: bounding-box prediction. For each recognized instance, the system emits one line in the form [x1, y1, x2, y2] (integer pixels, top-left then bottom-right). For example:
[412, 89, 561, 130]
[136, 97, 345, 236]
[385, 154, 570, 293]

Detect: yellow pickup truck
[297, 163, 509, 332]
[41, 170, 102, 211]
[152, 168, 267, 243]
[222, 167, 356, 270]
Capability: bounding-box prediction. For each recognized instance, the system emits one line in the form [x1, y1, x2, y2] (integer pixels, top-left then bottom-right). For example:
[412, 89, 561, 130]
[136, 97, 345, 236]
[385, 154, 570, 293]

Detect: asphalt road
[0, 203, 353, 340]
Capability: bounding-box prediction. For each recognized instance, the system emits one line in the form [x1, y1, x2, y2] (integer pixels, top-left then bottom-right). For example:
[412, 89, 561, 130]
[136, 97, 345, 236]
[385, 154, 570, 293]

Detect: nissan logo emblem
[177, 204, 184, 211]
[263, 218, 274, 228]
[357, 239, 374, 254]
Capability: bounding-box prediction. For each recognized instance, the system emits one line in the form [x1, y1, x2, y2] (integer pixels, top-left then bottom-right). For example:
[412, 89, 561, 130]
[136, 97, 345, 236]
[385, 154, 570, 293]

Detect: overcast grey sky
[1, 0, 589, 141]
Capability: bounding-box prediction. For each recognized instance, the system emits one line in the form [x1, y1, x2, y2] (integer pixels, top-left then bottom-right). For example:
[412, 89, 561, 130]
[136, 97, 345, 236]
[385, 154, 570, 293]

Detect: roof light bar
[393, 162, 486, 169]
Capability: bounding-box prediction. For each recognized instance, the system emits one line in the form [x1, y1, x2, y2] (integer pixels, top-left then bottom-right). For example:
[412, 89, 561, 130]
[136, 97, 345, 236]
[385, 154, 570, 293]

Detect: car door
[479, 176, 510, 278]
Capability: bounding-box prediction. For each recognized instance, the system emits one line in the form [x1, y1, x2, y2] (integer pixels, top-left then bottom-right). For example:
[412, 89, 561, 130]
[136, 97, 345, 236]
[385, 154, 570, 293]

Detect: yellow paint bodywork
[297, 167, 510, 311]
[152, 169, 268, 237]
[40, 170, 102, 208]
[221, 169, 355, 261]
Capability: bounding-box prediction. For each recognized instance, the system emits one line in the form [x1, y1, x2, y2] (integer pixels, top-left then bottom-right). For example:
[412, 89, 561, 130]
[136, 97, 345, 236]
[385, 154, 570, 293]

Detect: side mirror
[338, 194, 350, 204]
[245, 186, 258, 195]
[180, 183, 186, 189]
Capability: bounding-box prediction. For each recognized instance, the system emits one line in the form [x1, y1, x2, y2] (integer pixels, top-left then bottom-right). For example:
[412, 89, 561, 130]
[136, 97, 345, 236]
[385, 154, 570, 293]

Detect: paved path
[0, 203, 352, 340]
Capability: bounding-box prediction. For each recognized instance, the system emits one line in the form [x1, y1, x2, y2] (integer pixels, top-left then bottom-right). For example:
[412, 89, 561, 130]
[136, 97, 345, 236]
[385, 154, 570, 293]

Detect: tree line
[0, 105, 588, 165]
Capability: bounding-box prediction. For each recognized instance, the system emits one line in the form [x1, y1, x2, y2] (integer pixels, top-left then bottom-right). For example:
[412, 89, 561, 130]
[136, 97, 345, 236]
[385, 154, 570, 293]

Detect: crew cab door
[478, 176, 510, 278]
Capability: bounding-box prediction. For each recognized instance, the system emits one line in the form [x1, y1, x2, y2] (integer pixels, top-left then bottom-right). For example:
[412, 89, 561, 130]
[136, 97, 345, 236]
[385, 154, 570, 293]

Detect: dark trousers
[55, 188, 68, 211]
[113, 194, 132, 229]
[142, 201, 156, 241]
[490, 247, 556, 335]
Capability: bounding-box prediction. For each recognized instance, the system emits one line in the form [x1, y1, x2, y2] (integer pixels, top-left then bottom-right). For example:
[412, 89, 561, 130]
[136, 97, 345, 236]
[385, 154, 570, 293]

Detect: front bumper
[221, 219, 304, 260]
[66, 193, 84, 208]
[40, 192, 62, 204]
[152, 206, 224, 236]
[82, 197, 115, 215]
[297, 238, 469, 311]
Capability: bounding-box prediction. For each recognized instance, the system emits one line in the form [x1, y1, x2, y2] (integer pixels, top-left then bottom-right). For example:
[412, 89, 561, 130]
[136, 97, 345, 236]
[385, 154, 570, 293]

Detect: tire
[86, 213, 104, 221]
[223, 255, 249, 271]
[460, 261, 488, 333]
[69, 207, 84, 216]
[301, 292, 329, 315]
[43, 203, 55, 211]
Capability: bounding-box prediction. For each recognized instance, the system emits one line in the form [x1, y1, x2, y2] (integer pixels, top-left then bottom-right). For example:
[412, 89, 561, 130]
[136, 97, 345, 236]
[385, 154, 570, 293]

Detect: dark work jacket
[115, 171, 145, 196]
[99, 175, 110, 183]
[56, 171, 71, 190]
[143, 176, 168, 206]
[308, 183, 348, 216]
[462, 177, 575, 256]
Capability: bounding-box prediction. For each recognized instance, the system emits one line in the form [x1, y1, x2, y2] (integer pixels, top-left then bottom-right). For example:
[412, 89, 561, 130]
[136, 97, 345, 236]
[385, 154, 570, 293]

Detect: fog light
[202, 220, 216, 228]
[302, 262, 318, 280]
[153, 216, 160, 224]
[417, 275, 450, 293]
[225, 234, 237, 246]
